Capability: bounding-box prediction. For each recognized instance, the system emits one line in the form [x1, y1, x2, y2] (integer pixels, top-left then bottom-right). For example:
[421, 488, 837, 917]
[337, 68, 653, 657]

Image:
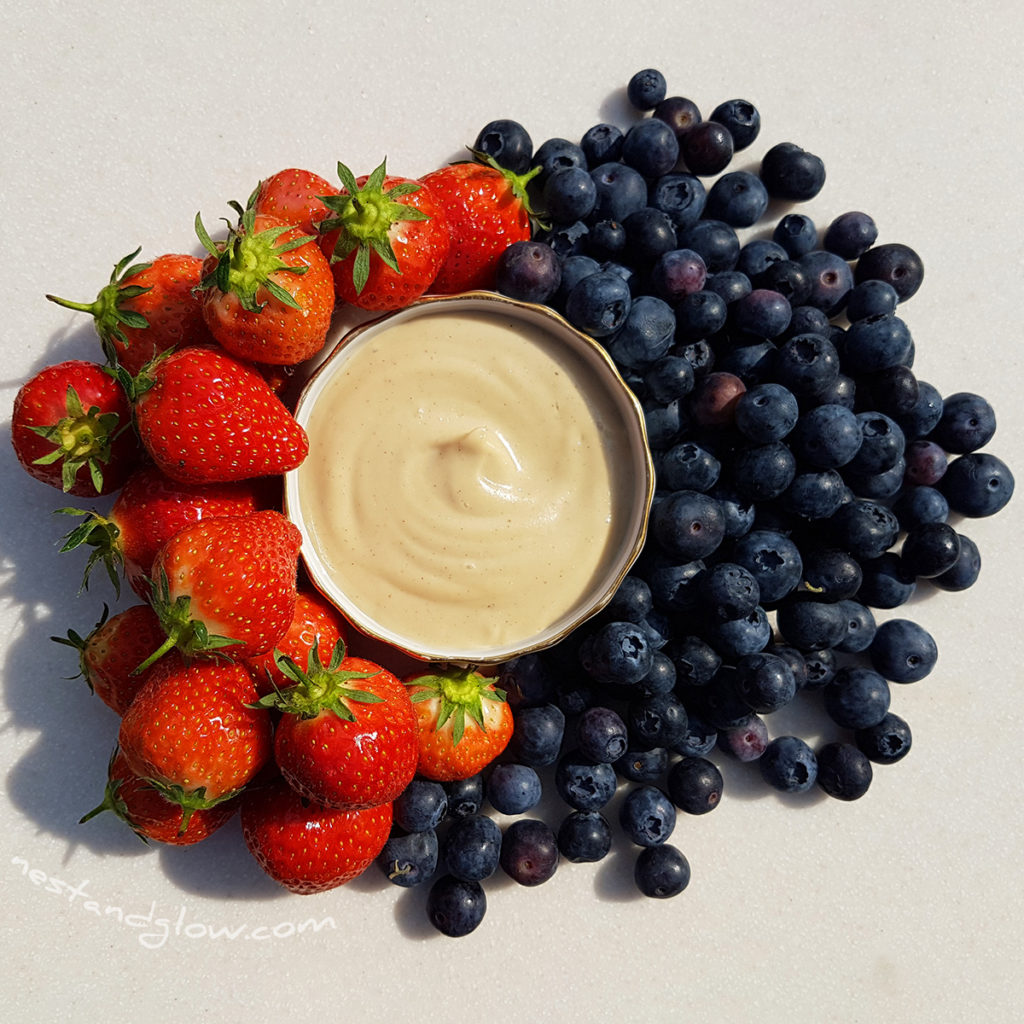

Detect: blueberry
[442, 813, 502, 881]
[602, 576, 654, 624]
[542, 166, 597, 224]
[816, 742, 873, 801]
[773, 332, 841, 401]
[845, 458, 907, 500]
[551, 254, 601, 312]
[677, 219, 740, 273]
[378, 829, 439, 888]
[666, 636, 722, 688]
[932, 533, 982, 591]
[499, 653, 555, 708]
[557, 810, 613, 863]
[775, 596, 849, 651]
[901, 521, 961, 578]
[637, 650, 677, 697]
[494, 240, 562, 303]
[653, 95, 702, 138]
[717, 713, 769, 761]
[869, 618, 938, 683]
[623, 207, 678, 265]
[704, 605, 772, 659]
[751, 261, 810, 307]
[854, 242, 924, 302]
[619, 785, 676, 846]
[895, 379, 944, 440]
[697, 561, 760, 621]
[576, 705, 629, 763]
[704, 171, 769, 227]
[509, 703, 565, 767]
[731, 441, 797, 502]
[760, 141, 826, 200]
[929, 392, 997, 454]
[731, 529, 803, 605]
[706, 269, 753, 305]
[537, 219, 589, 258]
[711, 483, 757, 539]
[845, 279, 900, 322]
[855, 712, 913, 765]
[903, 440, 948, 487]
[783, 468, 848, 520]
[666, 756, 723, 814]
[634, 843, 691, 898]
[939, 452, 1014, 517]
[734, 651, 797, 713]
[834, 599, 877, 654]
[773, 212, 818, 258]
[564, 269, 632, 338]
[847, 412, 905, 474]
[639, 552, 706, 613]
[860, 364, 921, 419]
[473, 118, 533, 174]
[644, 355, 696, 404]
[802, 647, 838, 689]
[732, 289, 792, 339]
[679, 120, 734, 176]
[627, 691, 689, 750]
[823, 211, 878, 259]
[589, 161, 648, 221]
[734, 382, 799, 442]
[688, 370, 746, 427]
[627, 68, 668, 111]
[444, 774, 484, 819]
[621, 118, 680, 179]
[393, 779, 448, 833]
[829, 499, 900, 561]
[615, 743, 669, 783]
[486, 763, 542, 815]
[893, 485, 950, 530]
[580, 123, 624, 165]
[785, 304, 832, 337]
[579, 620, 654, 686]
[709, 99, 760, 149]
[842, 314, 914, 375]
[500, 818, 559, 886]
[585, 218, 627, 260]
[823, 666, 891, 729]
[426, 875, 487, 937]
[652, 489, 726, 561]
[532, 136, 588, 185]
[789, 404, 863, 469]
[607, 294, 676, 371]
[674, 289, 729, 342]
[857, 553, 917, 609]
[649, 172, 707, 229]
[759, 736, 818, 793]
[736, 238, 789, 281]
[555, 749, 618, 810]
[798, 250, 854, 315]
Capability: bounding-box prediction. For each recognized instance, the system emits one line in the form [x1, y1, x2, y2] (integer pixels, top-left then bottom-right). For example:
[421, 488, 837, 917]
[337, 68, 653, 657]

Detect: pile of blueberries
[381, 69, 1015, 938]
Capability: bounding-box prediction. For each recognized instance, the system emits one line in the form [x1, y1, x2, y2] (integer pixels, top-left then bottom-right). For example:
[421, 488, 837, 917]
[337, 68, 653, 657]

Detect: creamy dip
[294, 306, 641, 655]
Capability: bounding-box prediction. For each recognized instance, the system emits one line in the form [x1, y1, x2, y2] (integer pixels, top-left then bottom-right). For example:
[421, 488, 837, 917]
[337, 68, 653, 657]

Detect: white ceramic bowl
[284, 291, 654, 664]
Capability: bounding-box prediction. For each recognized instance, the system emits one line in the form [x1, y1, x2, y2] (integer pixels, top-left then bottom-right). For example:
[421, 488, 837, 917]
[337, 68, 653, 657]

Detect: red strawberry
[241, 776, 392, 893]
[257, 641, 418, 810]
[405, 667, 513, 782]
[140, 509, 301, 667]
[52, 604, 167, 715]
[46, 250, 211, 376]
[118, 656, 272, 827]
[317, 159, 450, 312]
[245, 588, 347, 696]
[195, 198, 335, 366]
[419, 153, 539, 294]
[252, 167, 340, 235]
[80, 747, 238, 845]
[57, 464, 274, 598]
[11, 359, 140, 495]
[133, 345, 308, 484]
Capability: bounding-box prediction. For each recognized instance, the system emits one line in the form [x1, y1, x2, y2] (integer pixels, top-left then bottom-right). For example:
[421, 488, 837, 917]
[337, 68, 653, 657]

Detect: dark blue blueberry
[776, 597, 849, 651]
[637, 650, 677, 696]
[834, 599, 877, 653]
[847, 412, 905, 474]
[442, 813, 502, 882]
[816, 742, 873, 801]
[842, 314, 914, 375]
[734, 651, 797, 713]
[815, 370, 858, 409]
[674, 289, 729, 342]
[621, 118, 680, 179]
[773, 332, 841, 401]
[426, 875, 486, 937]
[829, 499, 900, 560]
[710, 483, 757, 538]
[585, 218, 627, 260]
[697, 666, 755, 728]
[580, 123, 623, 166]
[666, 636, 721, 688]
[798, 250, 854, 315]
[940, 452, 1014, 517]
[532, 137, 588, 185]
[704, 606, 772, 659]
[499, 652, 555, 708]
[444, 774, 484, 820]
[730, 441, 797, 502]
[599, 257, 640, 293]
[509, 703, 565, 766]
[670, 715, 718, 761]
[846, 458, 907, 500]
[649, 172, 706, 229]
[643, 398, 682, 450]
[734, 383, 799, 442]
[578, 620, 654, 686]
[784, 304, 831, 338]
[627, 691, 689, 749]
[555, 749, 618, 810]
[717, 339, 778, 387]
[606, 294, 676, 370]
[639, 552, 706, 613]
[652, 489, 726, 561]
[732, 289, 792, 339]
[644, 354, 696, 404]
[619, 785, 676, 846]
[759, 736, 818, 793]
[845, 279, 899, 322]
[551, 254, 600, 312]
[542, 166, 597, 224]
[823, 210, 878, 259]
[494, 240, 562, 303]
[666, 755, 723, 814]
[773, 213, 818, 258]
[869, 618, 938, 683]
[393, 779, 448, 833]
[615, 744, 669, 783]
[697, 561, 760, 621]
[680, 120, 734, 175]
[824, 666, 891, 729]
[802, 647, 838, 689]
[903, 440, 948, 487]
[760, 141, 826, 200]
[705, 269, 752, 305]
[859, 364, 920, 419]
[731, 529, 803, 605]
[653, 95, 702, 138]
[474, 118, 533, 174]
[486, 763, 542, 815]
[537, 219, 589, 257]
[752, 260, 811, 307]
[932, 533, 981, 591]
[704, 170, 769, 227]
[894, 485, 949, 530]
[855, 712, 912, 765]
[735, 239, 789, 281]
[783, 468, 847, 520]
[378, 829, 438, 888]
[929, 392, 997, 454]
[854, 242, 924, 302]
[709, 98, 760, 149]
[790, 404, 863, 469]
[766, 642, 810, 691]
[602, 575, 654, 624]
[901, 521, 961, 578]
[857, 553, 917, 609]
[500, 818, 559, 886]
[627, 68, 668, 111]
[623, 207, 678, 265]
[677, 219, 740, 273]
[589, 161, 648, 221]
[895, 379, 943, 440]
[649, 247, 708, 303]
[576, 705, 629, 763]
[564, 269, 632, 338]
[634, 843, 691, 898]
[557, 810, 612, 863]
[717, 713, 769, 761]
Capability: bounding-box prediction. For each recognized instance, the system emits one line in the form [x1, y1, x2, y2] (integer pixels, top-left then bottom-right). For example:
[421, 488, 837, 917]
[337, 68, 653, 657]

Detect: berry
[759, 736, 819, 793]
[378, 830, 438, 888]
[442, 813, 502, 881]
[869, 619, 938, 683]
[816, 742, 873, 801]
[557, 811, 612, 862]
[634, 844, 691, 898]
[426, 875, 487, 937]
[760, 142, 826, 200]
[486, 763, 542, 815]
[626, 68, 667, 111]
[666, 756, 724, 814]
[473, 118, 533, 174]
[619, 785, 676, 846]
[500, 818, 559, 886]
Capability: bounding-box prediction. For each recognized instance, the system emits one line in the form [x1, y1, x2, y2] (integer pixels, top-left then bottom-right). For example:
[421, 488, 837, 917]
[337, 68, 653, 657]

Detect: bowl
[284, 291, 654, 664]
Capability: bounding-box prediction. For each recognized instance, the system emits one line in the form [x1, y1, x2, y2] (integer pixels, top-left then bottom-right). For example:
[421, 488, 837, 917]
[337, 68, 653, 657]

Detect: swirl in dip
[290, 301, 649, 660]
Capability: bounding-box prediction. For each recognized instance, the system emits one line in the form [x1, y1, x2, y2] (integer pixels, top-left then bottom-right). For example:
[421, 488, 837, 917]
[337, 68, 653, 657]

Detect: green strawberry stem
[51, 605, 110, 690]
[146, 779, 240, 834]
[408, 667, 507, 746]
[55, 508, 124, 595]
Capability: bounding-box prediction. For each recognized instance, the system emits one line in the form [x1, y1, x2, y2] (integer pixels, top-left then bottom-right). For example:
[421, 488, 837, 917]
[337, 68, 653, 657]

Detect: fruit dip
[288, 295, 653, 661]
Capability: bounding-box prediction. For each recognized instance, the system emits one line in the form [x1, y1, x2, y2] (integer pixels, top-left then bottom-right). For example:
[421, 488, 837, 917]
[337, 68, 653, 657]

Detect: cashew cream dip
[290, 298, 652, 661]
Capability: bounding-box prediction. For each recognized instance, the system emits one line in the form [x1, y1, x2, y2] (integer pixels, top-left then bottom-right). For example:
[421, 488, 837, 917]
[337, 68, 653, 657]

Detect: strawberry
[317, 159, 450, 312]
[56, 464, 274, 598]
[46, 249, 211, 376]
[419, 153, 539, 294]
[245, 588, 347, 696]
[195, 197, 335, 366]
[11, 359, 140, 495]
[132, 345, 308, 484]
[52, 604, 167, 715]
[139, 509, 301, 667]
[118, 655, 272, 827]
[405, 667, 513, 782]
[256, 641, 418, 810]
[80, 747, 238, 845]
[241, 775, 392, 894]
[252, 167, 340, 236]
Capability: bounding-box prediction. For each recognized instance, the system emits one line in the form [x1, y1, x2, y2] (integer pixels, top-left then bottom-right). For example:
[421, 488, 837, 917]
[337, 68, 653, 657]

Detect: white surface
[2, 2, 1022, 1023]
